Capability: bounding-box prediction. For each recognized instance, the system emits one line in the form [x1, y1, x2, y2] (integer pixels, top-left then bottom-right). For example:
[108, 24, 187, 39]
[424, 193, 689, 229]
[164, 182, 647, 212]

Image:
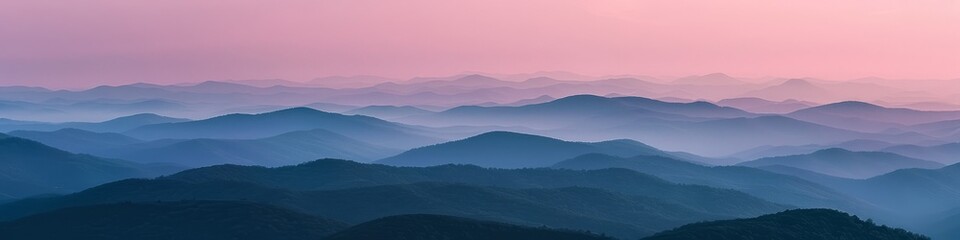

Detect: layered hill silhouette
[124, 107, 443, 149]
[552, 154, 871, 213]
[0, 135, 180, 200]
[763, 162, 960, 216]
[738, 148, 943, 179]
[0, 179, 780, 239]
[377, 131, 700, 168]
[0, 113, 188, 132]
[842, 164, 960, 214]
[672, 73, 744, 86]
[642, 209, 929, 240]
[11, 127, 403, 167]
[905, 119, 960, 138]
[788, 101, 960, 132]
[728, 139, 897, 161]
[741, 79, 834, 102]
[716, 97, 814, 114]
[882, 143, 960, 165]
[344, 105, 435, 120]
[163, 159, 782, 217]
[400, 94, 754, 128]
[0, 201, 348, 240]
[102, 129, 400, 167]
[608, 115, 884, 156]
[326, 214, 614, 240]
[393, 94, 913, 156]
[922, 209, 960, 240]
[0, 159, 788, 238]
[7, 128, 143, 154]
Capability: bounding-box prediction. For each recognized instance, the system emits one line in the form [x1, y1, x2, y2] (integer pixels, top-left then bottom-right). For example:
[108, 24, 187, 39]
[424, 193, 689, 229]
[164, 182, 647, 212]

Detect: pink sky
[0, 0, 958, 88]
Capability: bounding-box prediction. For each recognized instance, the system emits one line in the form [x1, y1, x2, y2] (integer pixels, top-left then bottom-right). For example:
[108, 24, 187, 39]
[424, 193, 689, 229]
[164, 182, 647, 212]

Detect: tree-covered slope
[0, 200, 347, 240]
[643, 209, 929, 240]
[326, 214, 613, 240]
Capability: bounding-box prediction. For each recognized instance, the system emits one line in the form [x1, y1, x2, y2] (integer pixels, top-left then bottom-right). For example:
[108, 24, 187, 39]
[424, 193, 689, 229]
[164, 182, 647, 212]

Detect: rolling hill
[325, 214, 614, 240]
[882, 143, 960, 165]
[344, 105, 435, 120]
[0, 201, 347, 240]
[716, 97, 814, 114]
[164, 159, 784, 217]
[0, 135, 180, 200]
[0, 179, 784, 239]
[399, 94, 754, 128]
[642, 209, 929, 240]
[738, 148, 943, 179]
[7, 128, 143, 154]
[0, 158, 789, 238]
[600, 115, 888, 156]
[844, 164, 960, 214]
[102, 129, 400, 167]
[552, 154, 872, 213]
[124, 107, 443, 149]
[741, 79, 834, 102]
[377, 131, 687, 168]
[787, 101, 960, 132]
[763, 162, 960, 216]
[0, 113, 189, 133]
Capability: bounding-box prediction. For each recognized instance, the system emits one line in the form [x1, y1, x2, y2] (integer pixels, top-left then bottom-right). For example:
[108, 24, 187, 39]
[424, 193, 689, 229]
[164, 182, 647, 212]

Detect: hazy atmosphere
[1, 0, 958, 88]
[1, 1, 959, 240]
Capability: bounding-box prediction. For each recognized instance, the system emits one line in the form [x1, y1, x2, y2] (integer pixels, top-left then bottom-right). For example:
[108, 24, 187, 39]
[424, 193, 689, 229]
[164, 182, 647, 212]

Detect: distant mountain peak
[780, 78, 814, 86]
[554, 94, 609, 101]
[99, 113, 189, 125]
[454, 74, 501, 82]
[523, 76, 557, 82]
[703, 72, 733, 78]
[465, 131, 550, 141]
[192, 80, 253, 88]
[673, 73, 742, 85]
[263, 106, 327, 115]
[814, 101, 883, 110]
[812, 147, 853, 154]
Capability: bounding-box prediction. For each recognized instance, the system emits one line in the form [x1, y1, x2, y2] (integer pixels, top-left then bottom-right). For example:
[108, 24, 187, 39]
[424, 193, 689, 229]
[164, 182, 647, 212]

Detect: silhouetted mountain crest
[739, 148, 943, 179]
[377, 131, 677, 168]
[326, 214, 614, 240]
[0, 200, 348, 240]
[643, 209, 929, 240]
[124, 107, 441, 149]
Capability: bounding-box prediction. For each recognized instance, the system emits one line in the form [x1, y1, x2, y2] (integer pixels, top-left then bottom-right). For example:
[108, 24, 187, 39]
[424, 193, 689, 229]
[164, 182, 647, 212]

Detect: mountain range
[552, 153, 872, 214]
[378, 131, 702, 168]
[738, 148, 943, 179]
[124, 107, 443, 150]
[0, 159, 788, 238]
[4, 73, 960, 239]
[0, 134, 180, 200]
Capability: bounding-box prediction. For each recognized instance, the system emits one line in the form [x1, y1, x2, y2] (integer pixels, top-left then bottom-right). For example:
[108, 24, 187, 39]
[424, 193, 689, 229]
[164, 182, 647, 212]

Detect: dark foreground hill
[0, 179, 769, 239]
[326, 214, 614, 240]
[0, 159, 789, 238]
[642, 209, 929, 240]
[0, 201, 348, 240]
[163, 159, 784, 218]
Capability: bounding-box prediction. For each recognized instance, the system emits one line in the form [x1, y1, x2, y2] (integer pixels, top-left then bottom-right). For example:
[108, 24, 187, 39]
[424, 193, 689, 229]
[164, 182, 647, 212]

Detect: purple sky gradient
[1, 0, 958, 88]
